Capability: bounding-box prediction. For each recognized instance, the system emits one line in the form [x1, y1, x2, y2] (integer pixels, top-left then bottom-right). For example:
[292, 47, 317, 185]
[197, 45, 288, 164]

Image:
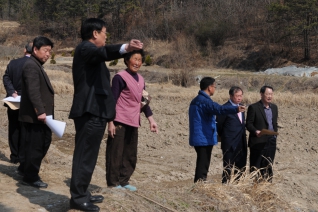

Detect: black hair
[81, 18, 106, 40]
[200, 77, 215, 90]
[32, 36, 54, 52]
[229, 86, 243, 96]
[25, 42, 33, 54]
[123, 49, 145, 66]
[260, 85, 274, 94]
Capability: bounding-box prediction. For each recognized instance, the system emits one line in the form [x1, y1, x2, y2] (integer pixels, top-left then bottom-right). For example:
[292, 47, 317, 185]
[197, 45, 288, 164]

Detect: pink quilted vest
[114, 70, 144, 127]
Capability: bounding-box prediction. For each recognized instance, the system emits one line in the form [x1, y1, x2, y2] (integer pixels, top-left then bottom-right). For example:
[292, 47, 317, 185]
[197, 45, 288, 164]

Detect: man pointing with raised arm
[69, 18, 143, 212]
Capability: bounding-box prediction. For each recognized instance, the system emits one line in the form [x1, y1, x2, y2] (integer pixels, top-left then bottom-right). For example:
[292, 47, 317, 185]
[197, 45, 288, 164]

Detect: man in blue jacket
[189, 77, 245, 183]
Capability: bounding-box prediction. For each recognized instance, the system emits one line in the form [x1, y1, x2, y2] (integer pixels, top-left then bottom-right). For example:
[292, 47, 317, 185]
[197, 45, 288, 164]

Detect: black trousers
[250, 136, 277, 181]
[70, 113, 107, 204]
[21, 122, 52, 182]
[194, 146, 213, 183]
[222, 145, 247, 183]
[7, 108, 22, 163]
[106, 122, 138, 187]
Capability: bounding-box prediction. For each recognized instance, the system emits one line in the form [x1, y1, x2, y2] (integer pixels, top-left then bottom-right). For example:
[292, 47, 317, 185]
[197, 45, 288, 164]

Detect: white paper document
[46, 115, 66, 138]
[2, 96, 21, 110]
[3, 96, 21, 102]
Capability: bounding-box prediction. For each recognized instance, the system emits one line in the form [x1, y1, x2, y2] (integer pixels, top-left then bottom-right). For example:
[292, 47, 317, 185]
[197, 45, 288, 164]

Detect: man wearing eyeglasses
[69, 18, 143, 212]
[217, 86, 247, 184]
[246, 85, 278, 182]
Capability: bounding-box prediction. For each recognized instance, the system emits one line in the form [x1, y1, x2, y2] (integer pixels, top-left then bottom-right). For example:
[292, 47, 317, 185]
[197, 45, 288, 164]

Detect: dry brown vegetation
[1, 19, 318, 211]
[1, 52, 318, 211]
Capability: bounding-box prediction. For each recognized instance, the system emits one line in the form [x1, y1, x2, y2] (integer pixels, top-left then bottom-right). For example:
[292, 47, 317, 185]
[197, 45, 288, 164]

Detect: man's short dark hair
[200, 77, 215, 90]
[229, 86, 243, 96]
[25, 42, 33, 54]
[260, 85, 274, 94]
[32, 36, 54, 52]
[81, 18, 106, 41]
[123, 49, 145, 66]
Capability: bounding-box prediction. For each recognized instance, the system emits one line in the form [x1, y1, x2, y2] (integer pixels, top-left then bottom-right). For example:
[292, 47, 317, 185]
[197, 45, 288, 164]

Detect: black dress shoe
[70, 199, 100, 212]
[22, 180, 48, 188]
[90, 195, 104, 203]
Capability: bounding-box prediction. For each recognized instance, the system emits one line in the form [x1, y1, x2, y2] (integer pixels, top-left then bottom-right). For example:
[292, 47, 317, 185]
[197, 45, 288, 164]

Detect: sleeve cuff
[119, 44, 127, 55]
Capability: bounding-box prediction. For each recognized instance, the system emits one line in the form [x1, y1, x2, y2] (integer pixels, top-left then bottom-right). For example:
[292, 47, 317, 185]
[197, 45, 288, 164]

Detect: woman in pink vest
[106, 49, 158, 191]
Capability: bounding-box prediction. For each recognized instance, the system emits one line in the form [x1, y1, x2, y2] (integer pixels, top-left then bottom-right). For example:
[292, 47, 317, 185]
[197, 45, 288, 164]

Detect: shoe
[123, 184, 137, 191]
[109, 185, 125, 190]
[70, 199, 100, 211]
[90, 195, 104, 203]
[22, 180, 48, 188]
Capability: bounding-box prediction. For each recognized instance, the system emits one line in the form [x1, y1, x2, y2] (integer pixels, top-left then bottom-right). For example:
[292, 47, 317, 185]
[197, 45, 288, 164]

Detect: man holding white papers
[19, 36, 54, 188]
[2, 42, 32, 164]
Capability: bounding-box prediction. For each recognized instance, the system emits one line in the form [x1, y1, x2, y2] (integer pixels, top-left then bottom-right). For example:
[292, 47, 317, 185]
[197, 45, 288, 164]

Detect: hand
[147, 116, 158, 133]
[150, 122, 158, 134]
[12, 91, 18, 98]
[238, 105, 246, 113]
[255, 130, 261, 137]
[108, 121, 116, 138]
[125, 39, 143, 52]
[38, 113, 46, 123]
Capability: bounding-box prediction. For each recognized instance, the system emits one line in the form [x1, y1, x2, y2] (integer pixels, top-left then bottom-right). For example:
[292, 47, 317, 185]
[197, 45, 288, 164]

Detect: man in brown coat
[19, 36, 54, 188]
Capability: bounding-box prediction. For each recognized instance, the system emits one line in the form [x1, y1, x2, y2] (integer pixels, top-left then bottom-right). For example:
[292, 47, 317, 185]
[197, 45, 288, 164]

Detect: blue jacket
[189, 90, 238, 146]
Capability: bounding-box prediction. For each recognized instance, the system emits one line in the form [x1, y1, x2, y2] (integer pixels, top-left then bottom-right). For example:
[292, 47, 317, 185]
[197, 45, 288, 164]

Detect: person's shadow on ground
[0, 203, 15, 212]
[0, 163, 70, 212]
[0, 151, 11, 163]
[16, 183, 70, 212]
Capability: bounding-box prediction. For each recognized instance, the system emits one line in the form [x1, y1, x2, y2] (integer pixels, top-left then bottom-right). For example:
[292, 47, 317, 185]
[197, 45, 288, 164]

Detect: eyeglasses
[99, 30, 107, 35]
[264, 93, 273, 96]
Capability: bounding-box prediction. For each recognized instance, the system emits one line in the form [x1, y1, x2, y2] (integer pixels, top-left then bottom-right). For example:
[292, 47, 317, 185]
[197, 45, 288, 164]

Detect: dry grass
[191, 167, 293, 211]
[0, 63, 74, 95]
[0, 61, 317, 211]
[2, 59, 318, 106]
[45, 69, 73, 94]
[3, 61, 318, 107]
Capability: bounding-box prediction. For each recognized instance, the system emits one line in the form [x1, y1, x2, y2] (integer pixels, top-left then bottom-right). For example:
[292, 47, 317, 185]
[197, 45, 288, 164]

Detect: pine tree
[269, 0, 318, 60]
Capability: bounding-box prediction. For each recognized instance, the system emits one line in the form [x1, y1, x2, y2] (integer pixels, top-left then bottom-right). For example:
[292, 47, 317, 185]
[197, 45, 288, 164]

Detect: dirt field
[1, 58, 318, 212]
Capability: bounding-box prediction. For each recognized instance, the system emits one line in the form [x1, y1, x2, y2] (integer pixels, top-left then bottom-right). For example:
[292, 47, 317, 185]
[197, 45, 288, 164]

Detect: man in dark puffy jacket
[188, 77, 245, 183]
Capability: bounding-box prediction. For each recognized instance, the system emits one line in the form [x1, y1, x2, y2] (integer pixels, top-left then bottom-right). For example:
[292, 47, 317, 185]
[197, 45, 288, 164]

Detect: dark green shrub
[51, 52, 56, 60]
[106, 32, 111, 44]
[145, 55, 153, 66]
[50, 59, 56, 64]
[109, 59, 118, 66]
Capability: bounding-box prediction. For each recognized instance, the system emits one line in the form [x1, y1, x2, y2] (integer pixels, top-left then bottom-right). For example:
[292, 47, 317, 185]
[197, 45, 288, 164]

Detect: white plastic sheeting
[264, 65, 318, 77]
